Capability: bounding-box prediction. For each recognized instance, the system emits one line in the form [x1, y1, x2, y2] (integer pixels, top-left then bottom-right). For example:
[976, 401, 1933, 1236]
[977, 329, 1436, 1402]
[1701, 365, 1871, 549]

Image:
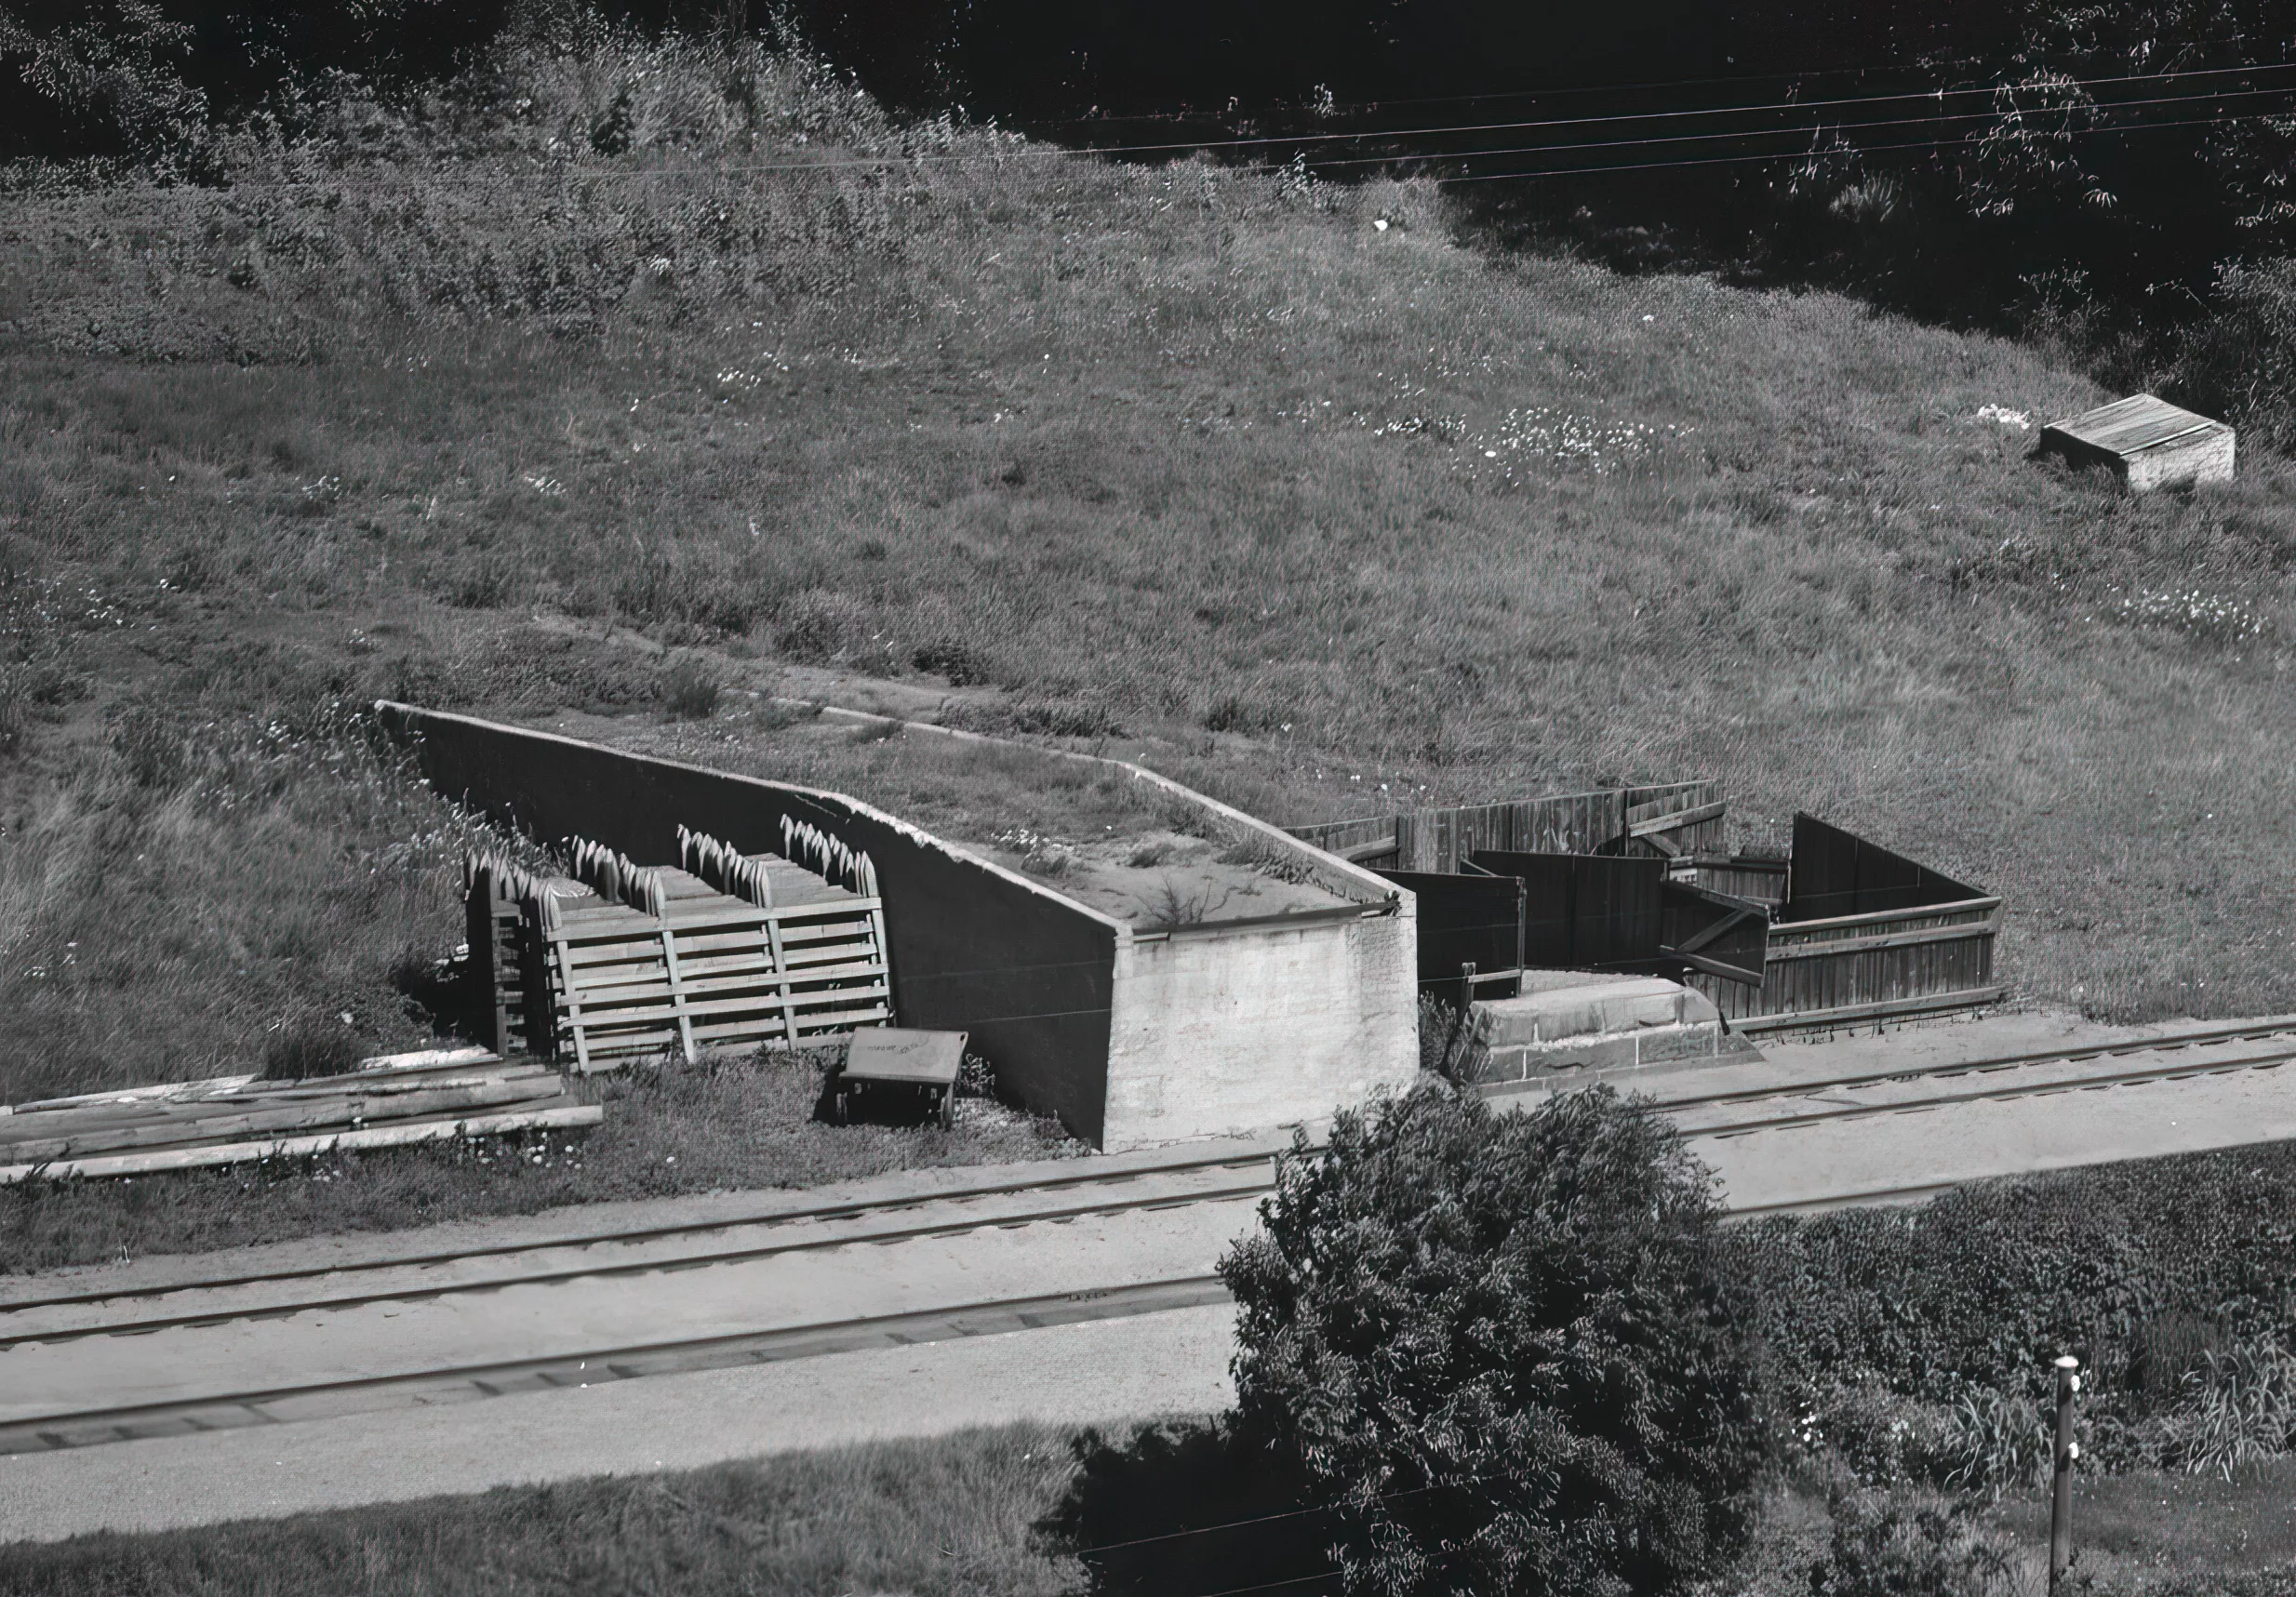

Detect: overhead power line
[72, 67, 2296, 195]
[1046, 59, 2296, 156]
[1033, 30, 2289, 127]
[1425, 106, 2294, 185]
[1269, 82, 2296, 177]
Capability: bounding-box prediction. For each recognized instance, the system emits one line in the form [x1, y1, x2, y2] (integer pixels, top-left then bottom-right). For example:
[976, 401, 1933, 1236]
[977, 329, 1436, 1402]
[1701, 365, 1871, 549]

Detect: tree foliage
[1217, 1083, 1765, 1597]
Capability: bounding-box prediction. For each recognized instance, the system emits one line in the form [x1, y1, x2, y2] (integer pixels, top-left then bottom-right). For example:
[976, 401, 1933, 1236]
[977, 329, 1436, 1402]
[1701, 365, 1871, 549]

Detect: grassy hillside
[4, 28, 2293, 1104]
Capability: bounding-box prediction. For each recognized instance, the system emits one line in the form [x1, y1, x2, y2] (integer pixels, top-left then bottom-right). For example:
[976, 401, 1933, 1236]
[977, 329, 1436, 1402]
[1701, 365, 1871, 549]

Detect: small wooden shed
[2036, 393, 2235, 493]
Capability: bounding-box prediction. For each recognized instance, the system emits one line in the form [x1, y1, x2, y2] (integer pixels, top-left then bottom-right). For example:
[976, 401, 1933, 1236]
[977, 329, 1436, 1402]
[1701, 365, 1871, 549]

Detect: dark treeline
[5, 0, 2294, 428]
[803, 0, 2296, 422]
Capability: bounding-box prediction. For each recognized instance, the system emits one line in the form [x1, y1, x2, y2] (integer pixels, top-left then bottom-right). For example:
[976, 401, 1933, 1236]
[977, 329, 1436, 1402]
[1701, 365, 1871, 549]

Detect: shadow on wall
[377, 701, 1122, 1145]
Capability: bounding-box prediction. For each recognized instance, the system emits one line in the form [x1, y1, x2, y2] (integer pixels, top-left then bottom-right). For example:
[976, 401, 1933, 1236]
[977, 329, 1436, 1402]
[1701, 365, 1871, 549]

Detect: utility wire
[159, 57, 2296, 192]
[1067, 1475, 1503, 1558]
[1032, 29, 2293, 126]
[1042, 58, 2296, 158]
[1182, 1572, 1343, 1597]
[61, 97, 2296, 209]
[1268, 83, 2296, 177]
[1425, 106, 2286, 185]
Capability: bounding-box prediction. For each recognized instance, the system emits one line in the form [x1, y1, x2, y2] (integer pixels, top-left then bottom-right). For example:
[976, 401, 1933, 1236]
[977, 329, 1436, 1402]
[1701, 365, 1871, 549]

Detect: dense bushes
[1230, 1085, 1762, 1595]
[2175, 258, 2296, 453]
[1733, 1143, 2296, 1405]
[1047, 1085, 1767, 1595]
[1047, 1099, 2296, 1594]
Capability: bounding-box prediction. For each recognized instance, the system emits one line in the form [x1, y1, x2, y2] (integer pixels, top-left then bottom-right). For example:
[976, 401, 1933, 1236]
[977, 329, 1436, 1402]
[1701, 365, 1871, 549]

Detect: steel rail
[0, 1273, 1235, 1456]
[0, 1177, 1275, 1349]
[1677, 1043, 2296, 1138]
[0, 1148, 1285, 1319]
[11, 1018, 2292, 1351]
[1491, 1016, 2296, 1116]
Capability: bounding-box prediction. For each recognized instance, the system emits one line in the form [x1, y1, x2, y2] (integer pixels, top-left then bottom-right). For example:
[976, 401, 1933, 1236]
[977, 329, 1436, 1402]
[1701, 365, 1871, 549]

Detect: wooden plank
[0, 1104, 604, 1184]
[1733, 986, 2009, 1036]
[1665, 906, 1761, 959]
[1337, 834, 1400, 863]
[7, 1074, 263, 1115]
[5, 1051, 516, 1119]
[1628, 800, 1727, 837]
[549, 898, 592, 1072]
[557, 984, 889, 1028]
[0, 1079, 567, 1161]
[550, 906, 878, 953]
[180, 1067, 556, 1107]
[1765, 918, 2001, 962]
[660, 924, 697, 1063]
[1773, 896, 2001, 937]
[1675, 951, 1764, 988]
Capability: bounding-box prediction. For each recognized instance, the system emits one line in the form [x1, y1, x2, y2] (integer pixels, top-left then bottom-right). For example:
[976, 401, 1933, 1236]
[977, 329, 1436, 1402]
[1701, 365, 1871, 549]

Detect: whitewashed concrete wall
[1101, 903, 1420, 1151]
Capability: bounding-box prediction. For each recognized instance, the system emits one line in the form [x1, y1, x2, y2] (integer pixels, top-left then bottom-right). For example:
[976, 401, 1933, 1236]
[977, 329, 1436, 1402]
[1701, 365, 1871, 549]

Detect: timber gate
[1302, 791, 2002, 1033]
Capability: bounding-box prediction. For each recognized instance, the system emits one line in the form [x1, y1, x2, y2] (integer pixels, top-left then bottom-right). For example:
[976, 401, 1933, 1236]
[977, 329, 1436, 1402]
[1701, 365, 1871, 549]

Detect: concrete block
[1636, 1022, 1725, 1065]
[1469, 1017, 1732, 1083]
[1476, 976, 1717, 1046]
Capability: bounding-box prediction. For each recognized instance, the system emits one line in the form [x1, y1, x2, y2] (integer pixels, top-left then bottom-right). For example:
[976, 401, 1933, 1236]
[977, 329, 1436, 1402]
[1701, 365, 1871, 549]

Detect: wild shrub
[1130, 875, 1226, 927]
[1939, 1383, 2050, 1496]
[1806, 1488, 2016, 1597]
[107, 701, 193, 791]
[1414, 991, 1486, 1084]
[773, 592, 859, 664]
[2128, 1311, 2226, 1399]
[2174, 258, 2296, 454]
[660, 656, 721, 720]
[2146, 1341, 2296, 1480]
[1040, 1418, 1328, 1596]
[910, 637, 993, 686]
[1728, 1145, 2296, 1404]
[1789, 1381, 1964, 1490]
[1215, 831, 1316, 885]
[262, 1009, 361, 1080]
[1201, 692, 1257, 733]
[1217, 1085, 1765, 1596]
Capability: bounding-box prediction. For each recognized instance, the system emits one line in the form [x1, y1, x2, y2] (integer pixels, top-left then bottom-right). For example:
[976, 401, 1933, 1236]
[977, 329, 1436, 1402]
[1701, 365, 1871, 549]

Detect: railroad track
[7, 1016, 2291, 1456]
[0, 1152, 1278, 1345]
[9, 1017, 2291, 1341]
[0, 1274, 1233, 1455]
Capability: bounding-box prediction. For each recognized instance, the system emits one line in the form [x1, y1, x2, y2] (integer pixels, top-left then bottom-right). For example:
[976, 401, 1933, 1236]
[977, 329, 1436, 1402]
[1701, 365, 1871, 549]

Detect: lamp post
[2049, 1354, 2080, 1592]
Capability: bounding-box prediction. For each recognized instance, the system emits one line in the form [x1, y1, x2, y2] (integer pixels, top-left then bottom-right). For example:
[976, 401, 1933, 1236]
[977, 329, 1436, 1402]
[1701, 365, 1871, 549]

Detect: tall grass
[0, 1421, 1082, 1595]
[3, 20, 2294, 1121]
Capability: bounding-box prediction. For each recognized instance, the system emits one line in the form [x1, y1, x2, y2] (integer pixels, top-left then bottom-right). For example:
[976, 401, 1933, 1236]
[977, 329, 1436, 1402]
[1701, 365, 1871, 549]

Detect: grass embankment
[0, 1422, 1084, 1596]
[2, 24, 2293, 1228]
[0, 1046, 1076, 1274]
[0, 1417, 2289, 1595]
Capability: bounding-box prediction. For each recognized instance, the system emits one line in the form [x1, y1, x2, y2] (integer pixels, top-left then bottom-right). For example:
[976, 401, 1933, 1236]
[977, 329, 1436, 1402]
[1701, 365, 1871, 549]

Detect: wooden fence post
[2049, 1354, 2080, 1592]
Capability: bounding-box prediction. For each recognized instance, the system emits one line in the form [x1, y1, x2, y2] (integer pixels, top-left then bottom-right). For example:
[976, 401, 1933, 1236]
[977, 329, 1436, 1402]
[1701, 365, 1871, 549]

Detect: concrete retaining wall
[1105, 908, 1419, 1151]
[378, 702, 1421, 1151]
[377, 703, 1123, 1142]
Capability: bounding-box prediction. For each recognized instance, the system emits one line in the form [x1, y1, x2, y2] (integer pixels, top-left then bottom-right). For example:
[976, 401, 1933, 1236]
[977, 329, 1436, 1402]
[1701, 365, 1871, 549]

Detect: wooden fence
[1468, 851, 1665, 969]
[1379, 809, 2002, 1035]
[1680, 815, 2002, 1033]
[1290, 780, 1726, 872]
[1380, 871, 1524, 994]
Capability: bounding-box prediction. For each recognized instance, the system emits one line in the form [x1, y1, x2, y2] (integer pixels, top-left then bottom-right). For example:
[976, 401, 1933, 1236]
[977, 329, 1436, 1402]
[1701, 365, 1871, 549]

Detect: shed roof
[2042, 393, 2229, 457]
